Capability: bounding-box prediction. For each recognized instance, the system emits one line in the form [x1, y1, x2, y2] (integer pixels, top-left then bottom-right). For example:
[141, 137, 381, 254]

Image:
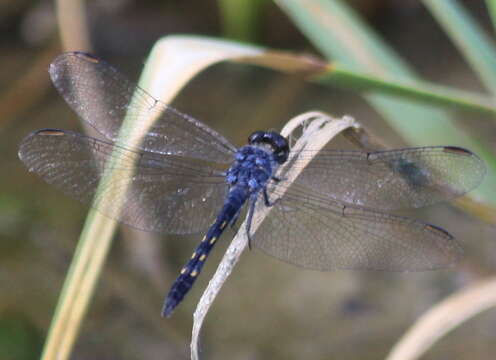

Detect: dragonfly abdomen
[162, 237, 217, 317]
[162, 186, 248, 317]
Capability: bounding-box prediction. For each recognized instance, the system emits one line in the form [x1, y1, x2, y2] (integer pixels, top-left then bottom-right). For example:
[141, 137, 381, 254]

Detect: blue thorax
[226, 145, 278, 192]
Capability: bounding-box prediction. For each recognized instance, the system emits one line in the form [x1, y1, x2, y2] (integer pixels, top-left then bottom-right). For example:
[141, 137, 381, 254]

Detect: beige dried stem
[386, 277, 496, 360]
[191, 112, 359, 360]
[55, 0, 91, 51]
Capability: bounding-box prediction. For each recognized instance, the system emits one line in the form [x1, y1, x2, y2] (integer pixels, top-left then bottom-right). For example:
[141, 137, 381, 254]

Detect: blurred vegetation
[2, 0, 496, 360]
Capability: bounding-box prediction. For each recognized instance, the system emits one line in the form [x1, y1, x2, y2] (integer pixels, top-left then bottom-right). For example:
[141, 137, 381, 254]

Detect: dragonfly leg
[230, 207, 242, 229]
[228, 208, 243, 237]
[245, 194, 258, 250]
[263, 188, 280, 207]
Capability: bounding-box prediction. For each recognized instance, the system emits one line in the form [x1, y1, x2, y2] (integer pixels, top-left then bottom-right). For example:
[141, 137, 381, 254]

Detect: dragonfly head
[248, 131, 289, 164]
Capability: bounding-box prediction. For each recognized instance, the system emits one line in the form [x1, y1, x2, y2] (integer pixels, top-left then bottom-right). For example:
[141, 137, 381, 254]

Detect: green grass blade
[422, 0, 496, 95]
[218, 0, 268, 42]
[487, 0, 496, 31]
[319, 63, 496, 116]
[219, 51, 496, 116]
[276, 0, 496, 207]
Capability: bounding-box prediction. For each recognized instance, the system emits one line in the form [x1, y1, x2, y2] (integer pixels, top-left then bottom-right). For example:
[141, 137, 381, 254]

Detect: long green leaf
[222, 49, 496, 116]
[487, 0, 496, 31]
[218, 0, 268, 41]
[422, 0, 496, 95]
[319, 63, 496, 116]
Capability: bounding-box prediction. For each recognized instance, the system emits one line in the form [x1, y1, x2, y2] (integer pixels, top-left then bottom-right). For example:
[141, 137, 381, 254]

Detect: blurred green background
[2, 0, 496, 359]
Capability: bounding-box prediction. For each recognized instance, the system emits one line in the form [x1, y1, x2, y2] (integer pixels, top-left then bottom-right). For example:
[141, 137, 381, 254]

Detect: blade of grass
[487, 0, 496, 31]
[218, 0, 268, 42]
[422, 0, 496, 95]
[226, 50, 496, 116]
[276, 0, 496, 208]
[318, 63, 496, 116]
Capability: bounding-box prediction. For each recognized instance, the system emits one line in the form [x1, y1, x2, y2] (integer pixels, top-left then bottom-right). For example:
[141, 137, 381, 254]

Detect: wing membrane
[282, 146, 485, 210]
[49, 52, 236, 163]
[19, 129, 228, 234]
[252, 182, 462, 271]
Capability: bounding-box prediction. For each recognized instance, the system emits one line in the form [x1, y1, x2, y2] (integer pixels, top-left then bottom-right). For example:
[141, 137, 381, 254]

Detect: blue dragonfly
[18, 52, 486, 317]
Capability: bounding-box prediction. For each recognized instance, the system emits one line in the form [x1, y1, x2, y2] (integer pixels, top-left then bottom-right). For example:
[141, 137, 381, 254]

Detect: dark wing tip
[49, 52, 101, 81]
[52, 51, 100, 64]
[71, 51, 100, 63]
[442, 146, 473, 157]
[34, 128, 66, 136]
[442, 146, 486, 190]
[424, 223, 453, 240]
[18, 128, 67, 163]
[424, 223, 464, 268]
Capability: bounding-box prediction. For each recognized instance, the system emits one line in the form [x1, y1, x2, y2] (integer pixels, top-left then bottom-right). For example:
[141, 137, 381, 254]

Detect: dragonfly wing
[49, 52, 237, 163]
[286, 146, 485, 210]
[19, 129, 228, 234]
[251, 182, 462, 271]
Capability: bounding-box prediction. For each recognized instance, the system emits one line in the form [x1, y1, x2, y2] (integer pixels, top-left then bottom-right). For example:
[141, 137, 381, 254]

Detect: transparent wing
[252, 182, 462, 271]
[283, 146, 485, 210]
[49, 51, 237, 163]
[18, 129, 229, 234]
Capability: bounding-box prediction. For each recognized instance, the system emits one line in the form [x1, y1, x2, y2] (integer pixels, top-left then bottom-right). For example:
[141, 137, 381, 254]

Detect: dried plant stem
[386, 277, 496, 360]
[55, 0, 91, 51]
[191, 112, 358, 360]
[40, 212, 116, 360]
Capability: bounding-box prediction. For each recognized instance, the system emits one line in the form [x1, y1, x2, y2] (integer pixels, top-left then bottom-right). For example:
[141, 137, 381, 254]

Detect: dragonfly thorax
[226, 145, 277, 192]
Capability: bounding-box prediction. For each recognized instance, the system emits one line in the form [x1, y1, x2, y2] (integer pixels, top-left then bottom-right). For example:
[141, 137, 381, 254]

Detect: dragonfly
[18, 52, 486, 317]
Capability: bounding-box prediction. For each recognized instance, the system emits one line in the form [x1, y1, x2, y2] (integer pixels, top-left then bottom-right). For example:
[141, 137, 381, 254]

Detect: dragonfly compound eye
[248, 131, 265, 145]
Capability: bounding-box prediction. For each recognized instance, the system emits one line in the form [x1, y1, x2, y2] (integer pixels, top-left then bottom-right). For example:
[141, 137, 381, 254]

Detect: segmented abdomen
[162, 187, 247, 317]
